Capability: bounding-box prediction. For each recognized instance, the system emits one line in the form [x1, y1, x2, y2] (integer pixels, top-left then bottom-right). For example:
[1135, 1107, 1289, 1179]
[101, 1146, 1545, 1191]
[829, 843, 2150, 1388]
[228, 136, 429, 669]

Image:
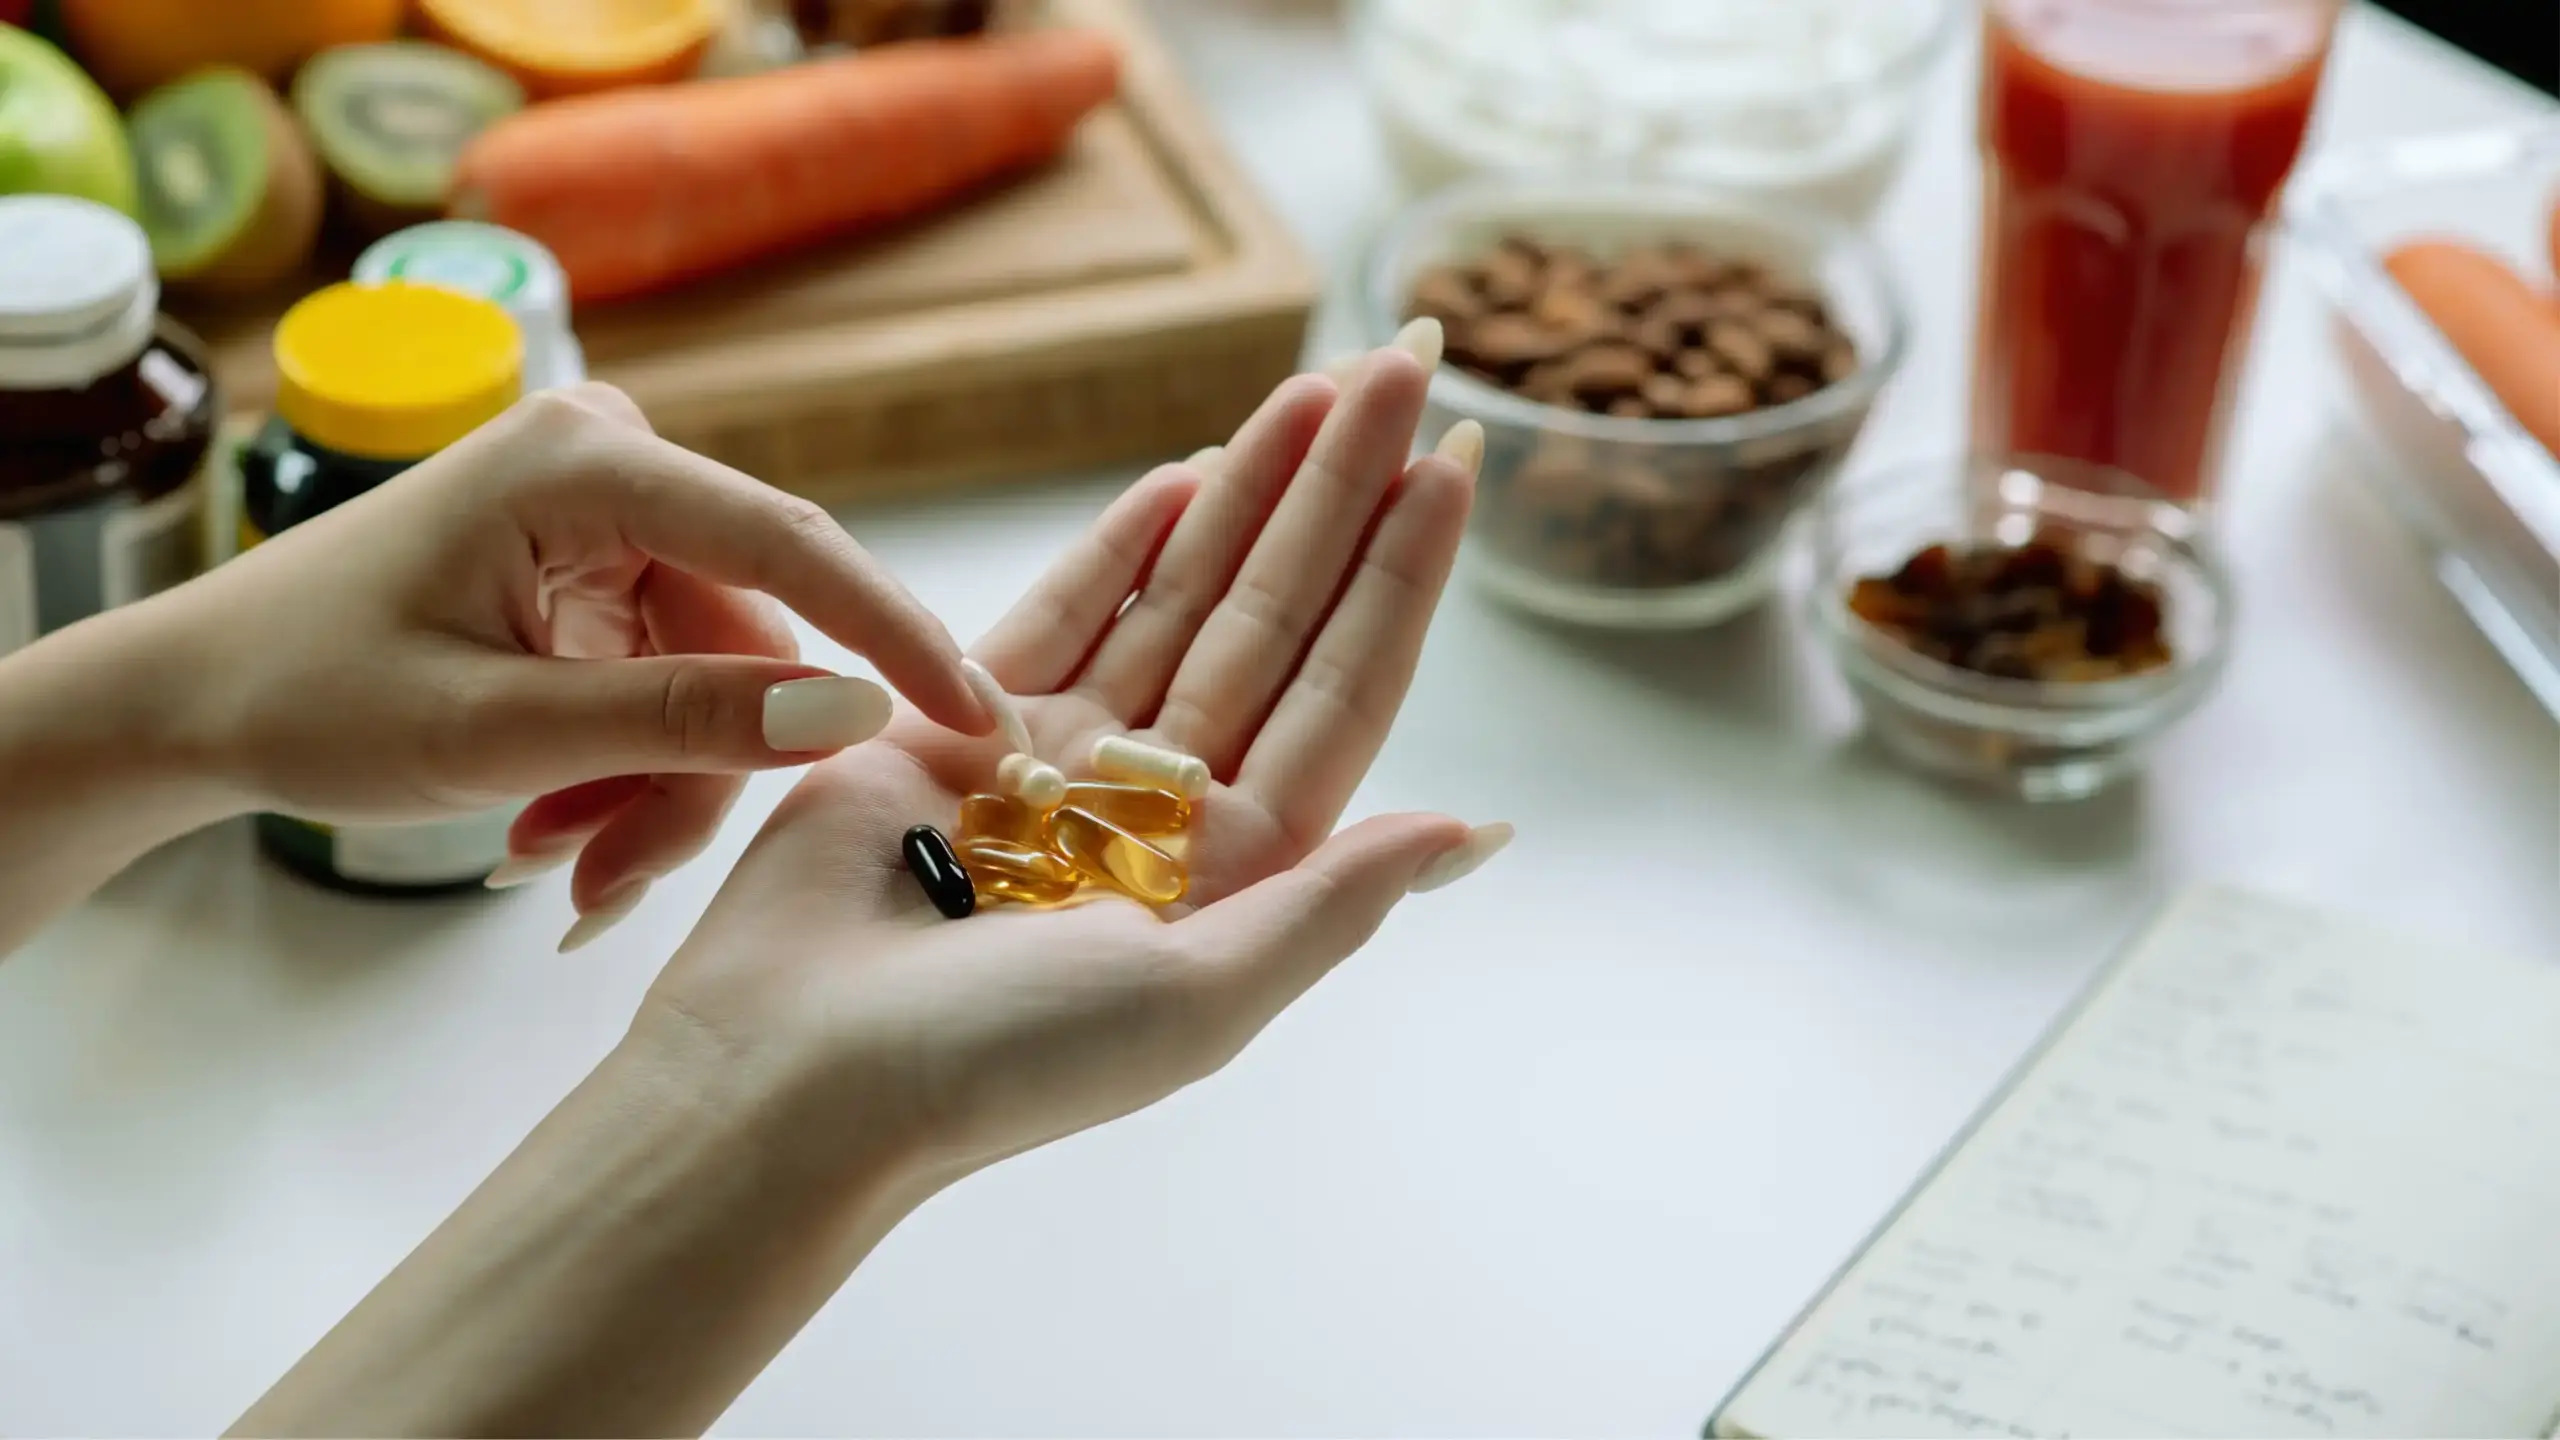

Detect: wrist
[617, 994, 940, 1221]
[0, 598, 244, 847]
[241, 1016, 933, 1438]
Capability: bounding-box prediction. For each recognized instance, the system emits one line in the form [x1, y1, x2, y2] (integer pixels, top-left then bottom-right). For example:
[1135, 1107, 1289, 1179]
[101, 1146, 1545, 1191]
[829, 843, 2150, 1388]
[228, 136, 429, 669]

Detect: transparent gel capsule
[958, 793, 1045, 849]
[1060, 781, 1189, 837]
[1048, 805, 1188, 905]
[959, 838, 1082, 906]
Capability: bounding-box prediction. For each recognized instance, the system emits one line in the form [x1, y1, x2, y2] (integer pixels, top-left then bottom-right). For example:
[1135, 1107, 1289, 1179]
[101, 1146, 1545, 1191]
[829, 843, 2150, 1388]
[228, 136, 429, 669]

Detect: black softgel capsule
[902, 824, 976, 919]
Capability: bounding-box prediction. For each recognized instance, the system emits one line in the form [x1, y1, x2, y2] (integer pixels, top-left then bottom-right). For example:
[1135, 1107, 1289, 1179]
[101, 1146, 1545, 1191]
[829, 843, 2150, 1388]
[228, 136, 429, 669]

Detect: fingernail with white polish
[485, 847, 575, 890]
[763, 676, 893, 753]
[558, 882, 648, 954]
[1320, 352, 1364, 385]
[1185, 445, 1225, 477]
[1433, 419, 1485, 478]
[1410, 822, 1515, 894]
[961, 659, 1036, 756]
[1392, 315, 1445, 372]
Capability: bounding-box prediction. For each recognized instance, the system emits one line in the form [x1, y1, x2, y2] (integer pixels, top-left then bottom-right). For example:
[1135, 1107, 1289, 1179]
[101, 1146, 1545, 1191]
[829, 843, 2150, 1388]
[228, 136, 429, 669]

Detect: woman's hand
[164, 384, 991, 913]
[647, 347, 1503, 1182]
[238, 341, 1507, 1438]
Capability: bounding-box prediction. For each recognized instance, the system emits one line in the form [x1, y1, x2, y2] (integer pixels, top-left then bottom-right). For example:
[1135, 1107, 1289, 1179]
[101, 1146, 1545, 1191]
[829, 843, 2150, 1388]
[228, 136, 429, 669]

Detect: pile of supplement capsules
[901, 662, 1211, 919]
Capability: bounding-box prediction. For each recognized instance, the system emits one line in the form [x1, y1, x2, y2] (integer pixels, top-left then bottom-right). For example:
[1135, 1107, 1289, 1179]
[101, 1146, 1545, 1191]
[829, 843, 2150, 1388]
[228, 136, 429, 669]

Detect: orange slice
[416, 0, 722, 98]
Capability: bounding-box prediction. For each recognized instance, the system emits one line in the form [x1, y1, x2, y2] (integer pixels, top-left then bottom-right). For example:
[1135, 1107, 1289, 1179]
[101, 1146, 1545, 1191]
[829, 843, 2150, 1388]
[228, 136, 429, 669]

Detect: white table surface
[4, 6, 2555, 1436]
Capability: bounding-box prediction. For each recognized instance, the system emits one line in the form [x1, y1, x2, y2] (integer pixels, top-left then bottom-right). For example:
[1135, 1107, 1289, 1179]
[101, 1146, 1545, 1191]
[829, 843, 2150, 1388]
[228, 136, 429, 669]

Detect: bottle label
[384, 243, 533, 304]
[334, 809, 518, 887]
[99, 479, 200, 607]
[265, 807, 519, 888]
[0, 467, 202, 658]
[0, 521, 32, 656]
[199, 420, 255, 568]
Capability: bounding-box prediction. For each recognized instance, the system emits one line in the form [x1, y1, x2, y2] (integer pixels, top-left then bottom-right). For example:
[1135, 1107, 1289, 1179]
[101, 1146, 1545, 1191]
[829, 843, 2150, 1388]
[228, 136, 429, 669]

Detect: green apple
[0, 22, 136, 215]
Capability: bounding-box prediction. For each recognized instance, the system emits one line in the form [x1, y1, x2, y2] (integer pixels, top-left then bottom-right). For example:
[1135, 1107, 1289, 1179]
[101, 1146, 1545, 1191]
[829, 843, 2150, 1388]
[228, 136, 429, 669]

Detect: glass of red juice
[1971, 0, 2341, 505]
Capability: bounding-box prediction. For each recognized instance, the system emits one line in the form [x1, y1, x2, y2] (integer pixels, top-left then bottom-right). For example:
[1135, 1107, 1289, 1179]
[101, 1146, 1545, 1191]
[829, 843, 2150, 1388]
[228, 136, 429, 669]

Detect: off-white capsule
[961, 659, 1036, 757]
[1089, 735, 1211, 801]
[997, 752, 1068, 810]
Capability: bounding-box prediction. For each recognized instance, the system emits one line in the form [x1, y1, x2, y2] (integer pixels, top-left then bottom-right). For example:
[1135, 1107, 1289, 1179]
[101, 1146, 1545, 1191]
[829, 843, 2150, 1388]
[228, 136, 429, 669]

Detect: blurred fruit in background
[418, 0, 722, 97]
[449, 26, 1119, 301]
[0, 22, 135, 213]
[129, 67, 321, 292]
[293, 41, 525, 238]
[59, 0, 403, 97]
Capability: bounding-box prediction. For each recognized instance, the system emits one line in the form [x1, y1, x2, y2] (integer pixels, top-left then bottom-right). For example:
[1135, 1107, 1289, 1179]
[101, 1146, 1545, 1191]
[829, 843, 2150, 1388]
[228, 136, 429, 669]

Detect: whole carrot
[2546, 186, 2559, 302]
[2387, 239, 2560, 461]
[449, 27, 1120, 303]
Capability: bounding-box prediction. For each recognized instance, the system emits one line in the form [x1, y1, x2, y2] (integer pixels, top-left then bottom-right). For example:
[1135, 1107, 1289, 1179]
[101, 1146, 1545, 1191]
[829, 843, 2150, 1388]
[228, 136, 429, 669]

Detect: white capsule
[961, 659, 1036, 757]
[998, 752, 1068, 810]
[1090, 735, 1211, 801]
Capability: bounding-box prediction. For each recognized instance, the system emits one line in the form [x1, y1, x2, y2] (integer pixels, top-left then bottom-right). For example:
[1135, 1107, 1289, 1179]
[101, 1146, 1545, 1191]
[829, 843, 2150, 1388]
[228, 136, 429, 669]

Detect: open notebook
[1710, 886, 2560, 1440]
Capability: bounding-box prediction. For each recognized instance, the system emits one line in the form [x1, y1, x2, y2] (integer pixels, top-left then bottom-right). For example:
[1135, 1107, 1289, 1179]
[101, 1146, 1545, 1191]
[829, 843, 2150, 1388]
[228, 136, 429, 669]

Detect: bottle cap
[0, 195, 159, 390]
[273, 282, 524, 461]
[353, 221, 585, 389]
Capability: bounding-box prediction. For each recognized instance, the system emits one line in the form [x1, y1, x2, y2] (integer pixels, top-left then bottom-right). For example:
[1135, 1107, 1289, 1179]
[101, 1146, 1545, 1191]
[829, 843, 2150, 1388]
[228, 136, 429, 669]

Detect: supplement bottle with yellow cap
[239, 281, 524, 894]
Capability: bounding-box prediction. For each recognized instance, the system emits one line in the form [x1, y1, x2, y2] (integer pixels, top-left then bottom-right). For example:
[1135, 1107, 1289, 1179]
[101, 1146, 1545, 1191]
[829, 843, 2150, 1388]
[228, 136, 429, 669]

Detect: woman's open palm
[630, 346, 1505, 1190]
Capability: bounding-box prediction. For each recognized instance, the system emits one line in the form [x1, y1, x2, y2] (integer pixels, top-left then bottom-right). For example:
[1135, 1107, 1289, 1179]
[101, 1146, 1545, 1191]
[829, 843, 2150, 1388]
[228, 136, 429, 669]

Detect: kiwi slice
[128, 68, 322, 292]
[292, 41, 523, 236]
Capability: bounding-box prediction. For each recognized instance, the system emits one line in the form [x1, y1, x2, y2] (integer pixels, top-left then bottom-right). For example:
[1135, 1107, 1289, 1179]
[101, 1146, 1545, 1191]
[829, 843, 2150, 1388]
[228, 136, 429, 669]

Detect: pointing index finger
[548, 427, 989, 735]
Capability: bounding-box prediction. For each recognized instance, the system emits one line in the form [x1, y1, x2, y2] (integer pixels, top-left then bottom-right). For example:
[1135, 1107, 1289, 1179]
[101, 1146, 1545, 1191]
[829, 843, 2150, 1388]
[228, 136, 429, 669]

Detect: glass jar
[0, 195, 218, 658]
[1349, 0, 1956, 221]
[1971, 0, 2343, 506]
[1358, 178, 1908, 627]
[240, 280, 525, 895]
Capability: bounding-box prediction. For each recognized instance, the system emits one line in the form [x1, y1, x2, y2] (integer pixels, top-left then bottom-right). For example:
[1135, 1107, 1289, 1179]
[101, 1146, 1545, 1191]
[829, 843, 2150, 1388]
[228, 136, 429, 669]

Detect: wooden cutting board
[177, 0, 1316, 502]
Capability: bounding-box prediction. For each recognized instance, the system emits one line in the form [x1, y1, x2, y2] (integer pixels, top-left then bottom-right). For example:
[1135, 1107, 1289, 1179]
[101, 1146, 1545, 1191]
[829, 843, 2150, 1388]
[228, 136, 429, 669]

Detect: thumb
[1181, 813, 1512, 1023]
[475, 654, 896, 786]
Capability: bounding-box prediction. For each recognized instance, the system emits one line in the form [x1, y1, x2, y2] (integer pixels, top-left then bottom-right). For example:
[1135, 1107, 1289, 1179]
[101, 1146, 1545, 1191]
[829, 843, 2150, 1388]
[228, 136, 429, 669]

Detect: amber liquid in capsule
[1059, 781, 1188, 836]
[1049, 806, 1188, 905]
[959, 839, 1083, 906]
[958, 793, 1046, 849]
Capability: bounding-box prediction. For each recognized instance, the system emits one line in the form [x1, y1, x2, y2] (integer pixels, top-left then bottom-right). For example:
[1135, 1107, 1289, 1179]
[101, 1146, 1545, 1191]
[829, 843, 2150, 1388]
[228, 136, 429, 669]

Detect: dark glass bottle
[236, 280, 524, 895]
[0, 195, 218, 656]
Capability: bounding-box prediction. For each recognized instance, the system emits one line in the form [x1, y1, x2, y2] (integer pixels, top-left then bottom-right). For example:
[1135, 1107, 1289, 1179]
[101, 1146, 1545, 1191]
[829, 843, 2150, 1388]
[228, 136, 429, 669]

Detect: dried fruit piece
[1853, 539, 2174, 683]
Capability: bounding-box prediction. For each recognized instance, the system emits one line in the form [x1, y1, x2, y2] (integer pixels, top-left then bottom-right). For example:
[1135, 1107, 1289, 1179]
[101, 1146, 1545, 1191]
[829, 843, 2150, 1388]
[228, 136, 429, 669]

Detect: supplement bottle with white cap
[354, 220, 585, 390]
[0, 194, 218, 658]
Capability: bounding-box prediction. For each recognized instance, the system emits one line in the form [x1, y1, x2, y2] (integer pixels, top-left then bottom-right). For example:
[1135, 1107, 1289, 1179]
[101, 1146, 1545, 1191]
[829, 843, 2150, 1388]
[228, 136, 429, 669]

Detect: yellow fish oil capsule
[959, 839, 1082, 906]
[997, 752, 1068, 810]
[1060, 781, 1189, 836]
[1049, 805, 1188, 905]
[1090, 735, 1210, 800]
[958, 793, 1045, 849]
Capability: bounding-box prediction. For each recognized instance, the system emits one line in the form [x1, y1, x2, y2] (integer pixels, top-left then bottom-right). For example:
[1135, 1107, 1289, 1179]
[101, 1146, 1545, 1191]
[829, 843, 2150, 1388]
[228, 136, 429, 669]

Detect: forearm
[0, 599, 239, 954]
[234, 1017, 930, 1438]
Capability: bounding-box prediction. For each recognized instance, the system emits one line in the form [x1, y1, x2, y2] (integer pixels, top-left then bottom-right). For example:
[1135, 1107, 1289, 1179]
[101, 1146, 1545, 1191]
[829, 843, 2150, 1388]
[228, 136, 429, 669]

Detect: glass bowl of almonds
[1810, 454, 2236, 802]
[1359, 177, 1908, 627]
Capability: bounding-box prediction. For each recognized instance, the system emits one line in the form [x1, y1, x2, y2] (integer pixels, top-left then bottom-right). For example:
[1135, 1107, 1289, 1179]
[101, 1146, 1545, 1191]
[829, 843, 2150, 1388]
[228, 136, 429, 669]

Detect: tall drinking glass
[1971, 0, 2343, 505]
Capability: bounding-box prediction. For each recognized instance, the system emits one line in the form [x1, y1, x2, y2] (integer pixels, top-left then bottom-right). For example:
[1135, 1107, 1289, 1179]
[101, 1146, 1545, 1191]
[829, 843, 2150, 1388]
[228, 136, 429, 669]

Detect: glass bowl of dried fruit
[1810, 454, 2236, 802]
[1358, 177, 1908, 627]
